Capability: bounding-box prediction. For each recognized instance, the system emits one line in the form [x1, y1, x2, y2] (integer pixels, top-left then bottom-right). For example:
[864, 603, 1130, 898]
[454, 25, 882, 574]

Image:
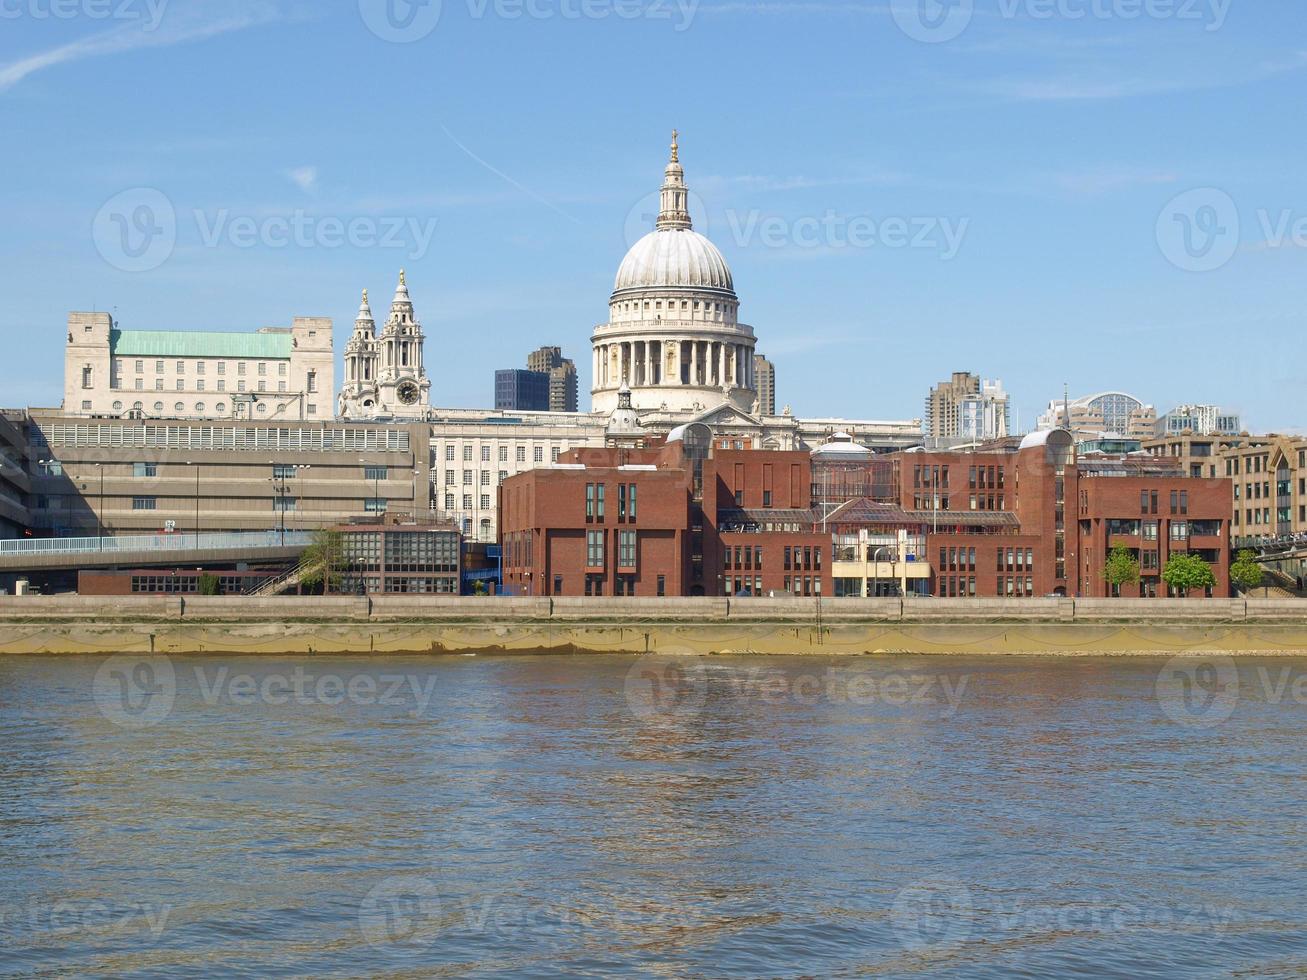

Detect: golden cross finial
[670, 129, 679, 163]
[362, 288, 368, 304]
[399, 269, 406, 286]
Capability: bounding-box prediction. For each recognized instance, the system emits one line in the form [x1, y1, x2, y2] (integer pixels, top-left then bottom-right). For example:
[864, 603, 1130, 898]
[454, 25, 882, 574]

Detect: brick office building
[499, 426, 825, 597]
[501, 426, 1233, 599]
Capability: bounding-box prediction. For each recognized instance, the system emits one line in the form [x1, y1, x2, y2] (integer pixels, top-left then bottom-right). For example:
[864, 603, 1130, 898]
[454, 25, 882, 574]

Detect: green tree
[197, 573, 222, 596]
[1229, 550, 1264, 594]
[1161, 553, 1217, 596]
[297, 529, 345, 595]
[1101, 545, 1141, 596]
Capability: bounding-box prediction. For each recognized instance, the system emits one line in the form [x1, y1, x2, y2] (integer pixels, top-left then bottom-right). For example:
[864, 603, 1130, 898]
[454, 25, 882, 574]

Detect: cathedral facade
[338, 270, 431, 420]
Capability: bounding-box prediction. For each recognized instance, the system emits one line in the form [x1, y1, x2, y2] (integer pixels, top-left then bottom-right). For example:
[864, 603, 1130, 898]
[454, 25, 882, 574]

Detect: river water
[1, 653, 1304, 978]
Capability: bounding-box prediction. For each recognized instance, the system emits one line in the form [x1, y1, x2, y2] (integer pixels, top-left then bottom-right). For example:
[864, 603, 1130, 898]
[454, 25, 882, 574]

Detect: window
[499, 446, 508, 462]
[272, 464, 297, 480]
[365, 498, 386, 513]
[481, 446, 491, 462]
[533, 447, 543, 463]
[618, 530, 636, 568]
[132, 497, 157, 510]
[176, 361, 185, 373]
[155, 379, 164, 391]
[81, 366, 92, 389]
[463, 470, 473, 485]
[197, 362, 205, 375]
[657, 575, 666, 597]
[135, 360, 143, 373]
[619, 483, 627, 521]
[586, 530, 605, 567]
[763, 490, 772, 507]
[1170, 521, 1189, 540]
[445, 470, 455, 486]
[81, 400, 92, 410]
[132, 462, 157, 478]
[258, 362, 267, 376]
[273, 496, 297, 512]
[364, 466, 387, 481]
[596, 483, 605, 519]
[177, 380, 184, 391]
[279, 363, 287, 377]
[135, 379, 143, 391]
[480, 470, 490, 486]
[629, 484, 637, 521]
[586, 483, 595, 519]
[480, 494, 490, 509]
[238, 362, 247, 376]
[155, 360, 164, 374]
[217, 362, 226, 375]
[257, 381, 267, 393]
[217, 380, 225, 392]
[463, 494, 472, 509]
[197, 380, 205, 392]
[516, 447, 526, 463]
[278, 382, 287, 392]
[445, 494, 455, 510]
[445, 446, 455, 461]
[237, 381, 246, 392]
[174, 401, 184, 412]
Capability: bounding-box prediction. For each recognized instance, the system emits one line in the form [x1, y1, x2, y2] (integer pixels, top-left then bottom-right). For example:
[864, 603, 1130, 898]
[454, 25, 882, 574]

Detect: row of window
[442, 445, 558, 464]
[724, 545, 763, 571]
[584, 529, 639, 568]
[116, 359, 289, 377]
[585, 483, 638, 522]
[1139, 490, 1190, 516]
[783, 546, 822, 571]
[44, 424, 410, 453]
[105, 399, 317, 417]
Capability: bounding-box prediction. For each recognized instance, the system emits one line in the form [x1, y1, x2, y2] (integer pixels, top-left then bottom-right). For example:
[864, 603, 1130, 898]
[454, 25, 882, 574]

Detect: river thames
[1, 653, 1304, 977]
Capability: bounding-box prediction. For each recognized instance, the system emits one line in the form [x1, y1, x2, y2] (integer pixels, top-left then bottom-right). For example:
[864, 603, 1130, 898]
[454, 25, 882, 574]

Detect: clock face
[397, 381, 420, 405]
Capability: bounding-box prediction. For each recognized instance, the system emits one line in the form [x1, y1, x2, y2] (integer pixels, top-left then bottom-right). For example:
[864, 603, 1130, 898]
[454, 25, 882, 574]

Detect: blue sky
[2, 0, 1304, 431]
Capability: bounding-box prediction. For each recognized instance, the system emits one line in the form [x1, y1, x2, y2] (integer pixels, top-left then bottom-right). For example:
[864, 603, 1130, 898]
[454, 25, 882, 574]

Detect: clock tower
[340, 270, 430, 419]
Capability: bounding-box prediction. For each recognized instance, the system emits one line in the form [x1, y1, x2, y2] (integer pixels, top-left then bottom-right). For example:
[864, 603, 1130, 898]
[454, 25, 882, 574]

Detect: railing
[0, 530, 314, 556]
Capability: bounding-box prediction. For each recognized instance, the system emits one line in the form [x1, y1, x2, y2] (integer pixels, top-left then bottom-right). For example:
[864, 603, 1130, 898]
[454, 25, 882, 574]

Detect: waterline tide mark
[891, 0, 1230, 42]
[92, 188, 439, 273]
[0, 0, 168, 29]
[624, 656, 971, 722]
[359, 0, 697, 43]
[93, 656, 442, 727]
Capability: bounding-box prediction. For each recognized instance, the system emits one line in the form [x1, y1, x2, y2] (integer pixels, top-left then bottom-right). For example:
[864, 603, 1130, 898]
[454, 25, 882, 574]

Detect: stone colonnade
[593, 339, 755, 390]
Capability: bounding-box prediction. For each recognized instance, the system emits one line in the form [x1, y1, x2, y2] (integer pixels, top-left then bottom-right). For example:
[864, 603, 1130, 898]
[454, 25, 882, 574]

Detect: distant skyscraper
[495, 369, 550, 411]
[753, 353, 775, 416]
[526, 345, 579, 413]
[925, 372, 1009, 443]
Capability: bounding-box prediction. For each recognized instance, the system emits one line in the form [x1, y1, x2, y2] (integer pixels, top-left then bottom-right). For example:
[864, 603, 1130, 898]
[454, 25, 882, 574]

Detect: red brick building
[501, 425, 1233, 599]
[499, 426, 826, 597]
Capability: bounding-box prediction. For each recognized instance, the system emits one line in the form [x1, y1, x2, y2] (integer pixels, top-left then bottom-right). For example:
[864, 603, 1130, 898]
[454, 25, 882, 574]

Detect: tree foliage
[298, 529, 345, 594]
[1102, 545, 1141, 593]
[1162, 553, 1217, 596]
[1229, 550, 1264, 593]
[197, 573, 222, 596]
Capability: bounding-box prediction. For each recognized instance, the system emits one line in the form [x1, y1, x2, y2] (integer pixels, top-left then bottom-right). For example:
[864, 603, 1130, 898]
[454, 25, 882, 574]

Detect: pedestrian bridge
[0, 531, 312, 572]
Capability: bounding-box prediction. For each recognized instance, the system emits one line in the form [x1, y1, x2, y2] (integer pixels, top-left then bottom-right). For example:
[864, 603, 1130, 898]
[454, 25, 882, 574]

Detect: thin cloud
[287, 166, 319, 194]
[0, 0, 286, 93]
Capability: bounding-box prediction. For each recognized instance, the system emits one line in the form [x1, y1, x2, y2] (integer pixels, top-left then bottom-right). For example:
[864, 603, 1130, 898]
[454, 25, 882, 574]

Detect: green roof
[109, 329, 292, 360]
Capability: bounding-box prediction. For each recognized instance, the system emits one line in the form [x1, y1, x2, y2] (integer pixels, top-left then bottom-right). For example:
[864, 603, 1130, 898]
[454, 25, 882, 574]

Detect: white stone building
[338, 270, 431, 420]
[64, 312, 333, 421]
[591, 133, 758, 416]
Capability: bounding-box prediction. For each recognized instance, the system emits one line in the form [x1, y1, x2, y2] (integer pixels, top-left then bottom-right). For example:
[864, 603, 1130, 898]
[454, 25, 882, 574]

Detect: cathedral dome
[614, 229, 735, 296]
